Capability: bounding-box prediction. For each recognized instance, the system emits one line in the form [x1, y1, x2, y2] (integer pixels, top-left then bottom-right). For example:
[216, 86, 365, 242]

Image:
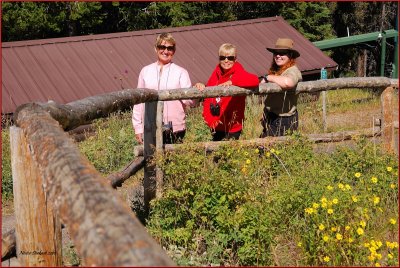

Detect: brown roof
[2, 16, 337, 114]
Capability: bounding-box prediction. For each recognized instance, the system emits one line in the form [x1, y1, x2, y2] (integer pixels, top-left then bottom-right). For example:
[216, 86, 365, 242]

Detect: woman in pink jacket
[132, 33, 194, 144]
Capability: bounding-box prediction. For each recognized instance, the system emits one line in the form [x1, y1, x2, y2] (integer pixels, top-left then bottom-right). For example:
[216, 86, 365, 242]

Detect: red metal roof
[2, 16, 337, 114]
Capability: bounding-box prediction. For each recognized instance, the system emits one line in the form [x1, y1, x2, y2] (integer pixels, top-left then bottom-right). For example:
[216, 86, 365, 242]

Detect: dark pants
[260, 110, 298, 137]
[163, 130, 185, 144]
[212, 130, 241, 141]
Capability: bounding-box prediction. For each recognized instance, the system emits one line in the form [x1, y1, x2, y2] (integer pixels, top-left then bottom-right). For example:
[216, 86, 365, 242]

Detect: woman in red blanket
[195, 43, 259, 141]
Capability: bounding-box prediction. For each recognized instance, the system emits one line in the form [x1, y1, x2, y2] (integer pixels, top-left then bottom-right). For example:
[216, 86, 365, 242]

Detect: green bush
[146, 135, 398, 266]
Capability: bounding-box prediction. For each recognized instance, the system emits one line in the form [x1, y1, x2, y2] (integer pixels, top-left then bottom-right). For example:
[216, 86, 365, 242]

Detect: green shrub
[146, 135, 398, 266]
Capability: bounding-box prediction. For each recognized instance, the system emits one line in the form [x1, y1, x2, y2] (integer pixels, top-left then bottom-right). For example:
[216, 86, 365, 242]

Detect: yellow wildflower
[387, 166, 393, 172]
[270, 148, 275, 153]
[338, 183, 344, 189]
[351, 195, 358, 202]
[355, 172, 361, 178]
[327, 209, 334, 214]
[323, 256, 330, 262]
[364, 242, 370, 248]
[371, 177, 378, 184]
[373, 196, 380, 205]
[375, 262, 381, 267]
[357, 227, 364, 235]
[326, 185, 334, 191]
[319, 224, 325, 231]
[323, 235, 329, 242]
[331, 227, 337, 232]
[345, 184, 352, 190]
[345, 226, 351, 231]
[388, 253, 393, 259]
[265, 152, 271, 157]
[336, 233, 343, 240]
[297, 242, 302, 247]
[359, 220, 367, 227]
[348, 237, 354, 243]
[390, 183, 396, 189]
[312, 203, 320, 209]
[246, 159, 251, 164]
[305, 207, 315, 214]
[255, 148, 259, 154]
[320, 197, 328, 203]
[332, 198, 339, 204]
[389, 218, 397, 225]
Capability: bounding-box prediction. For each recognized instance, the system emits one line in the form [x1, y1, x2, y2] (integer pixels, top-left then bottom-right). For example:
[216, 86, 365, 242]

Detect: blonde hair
[155, 33, 176, 49]
[218, 43, 236, 56]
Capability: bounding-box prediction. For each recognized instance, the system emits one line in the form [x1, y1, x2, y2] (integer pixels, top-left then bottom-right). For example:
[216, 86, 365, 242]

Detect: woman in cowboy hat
[259, 38, 303, 137]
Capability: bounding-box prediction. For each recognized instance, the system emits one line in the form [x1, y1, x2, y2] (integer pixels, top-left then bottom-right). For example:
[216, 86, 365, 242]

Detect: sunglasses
[157, 45, 175, 51]
[273, 51, 289, 57]
[219, 55, 236, 61]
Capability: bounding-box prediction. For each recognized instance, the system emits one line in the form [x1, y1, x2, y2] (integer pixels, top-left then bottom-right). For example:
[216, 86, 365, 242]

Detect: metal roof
[2, 16, 337, 114]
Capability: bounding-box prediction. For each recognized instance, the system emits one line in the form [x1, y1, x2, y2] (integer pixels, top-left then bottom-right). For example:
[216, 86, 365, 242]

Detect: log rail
[6, 77, 398, 266]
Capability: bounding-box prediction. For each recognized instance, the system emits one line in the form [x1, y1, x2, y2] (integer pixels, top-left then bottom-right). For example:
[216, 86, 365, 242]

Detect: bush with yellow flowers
[146, 135, 398, 266]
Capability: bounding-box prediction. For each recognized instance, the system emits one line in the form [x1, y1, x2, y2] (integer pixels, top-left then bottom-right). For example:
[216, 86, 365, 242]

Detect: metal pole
[380, 31, 387, 76]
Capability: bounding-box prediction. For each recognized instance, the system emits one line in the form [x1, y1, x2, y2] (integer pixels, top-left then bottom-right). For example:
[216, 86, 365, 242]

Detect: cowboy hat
[266, 38, 300, 58]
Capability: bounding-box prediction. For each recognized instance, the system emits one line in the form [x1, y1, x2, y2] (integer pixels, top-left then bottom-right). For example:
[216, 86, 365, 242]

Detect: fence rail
[7, 77, 398, 266]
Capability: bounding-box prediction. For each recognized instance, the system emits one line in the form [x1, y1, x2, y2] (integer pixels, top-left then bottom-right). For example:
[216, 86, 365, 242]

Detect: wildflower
[270, 148, 275, 153]
[375, 262, 381, 267]
[275, 150, 280, 155]
[345, 226, 351, 231]
[373, 196, 380, 205]
[357, 227, 364, 235]
[389, 218, 397, 225]
[387, 166, 393, 172]
[323, 256, 330, 262]
[359, 220, 367, 228]
[348, 237, 354, 243]
[355, 172, 361, 178]
[351, 195, 358, 202]
[297, 242, 302, 247]
[345, 184, 352, 191]
[388, 253, 393, 259]
[312, 203, 320, 209]
[255, 148, 259, 154]
[327, 209, 334, 215]
[332, 198, 339, 204]
[305, 207, 315, 214]
[336, 233, 343, 240]
[331, 227, 337, 232]
[319, 224, 325, 231]
[390, 183, 396, 189]
[338, 183, 344, 189]
[323, 235, 330, 242]
[326, 185, 334, 191]
[265, 152, 271, 157]
[364, 242, 371, 248]
[320, 197, 328, 203]
[371, 177, 378, 184]
[241, 167, 247, 173]
[246, 159, 251, 164]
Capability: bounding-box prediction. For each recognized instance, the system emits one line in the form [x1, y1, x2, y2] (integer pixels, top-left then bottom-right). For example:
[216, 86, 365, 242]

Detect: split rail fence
[3, 77, 398, 266]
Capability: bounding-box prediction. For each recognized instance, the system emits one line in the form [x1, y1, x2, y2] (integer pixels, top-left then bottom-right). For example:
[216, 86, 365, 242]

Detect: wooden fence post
[143, 102, 157, 213]
[380, 86, 395, 152]
[10, 126, 62, 266]
[155, 101, 164, 198]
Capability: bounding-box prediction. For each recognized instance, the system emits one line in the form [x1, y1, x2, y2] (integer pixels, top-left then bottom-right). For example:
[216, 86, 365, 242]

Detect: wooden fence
[5, 77, 398, 266]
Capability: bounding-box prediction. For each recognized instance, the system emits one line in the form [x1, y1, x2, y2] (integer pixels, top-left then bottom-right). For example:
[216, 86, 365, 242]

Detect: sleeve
[132, 69, 145, 135]
[202, 69, 220, 128]
[179, 68, 196, 107]
[282, 67, 302, 85]
[230, 68, 259, 88]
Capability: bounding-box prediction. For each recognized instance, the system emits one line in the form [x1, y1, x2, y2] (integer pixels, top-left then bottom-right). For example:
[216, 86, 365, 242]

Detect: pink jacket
[132, 62, 194, 135]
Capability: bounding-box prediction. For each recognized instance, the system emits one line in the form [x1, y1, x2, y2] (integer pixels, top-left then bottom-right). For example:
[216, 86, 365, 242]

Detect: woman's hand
[135, 133, 143, 144]
[218, 80, 232, 87]
[195, 82, 205, 91]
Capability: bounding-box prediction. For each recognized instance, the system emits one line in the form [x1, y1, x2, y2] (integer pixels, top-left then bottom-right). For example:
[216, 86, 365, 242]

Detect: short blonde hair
[218, 43, 236, 56]
[155, 33, 176, 49]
